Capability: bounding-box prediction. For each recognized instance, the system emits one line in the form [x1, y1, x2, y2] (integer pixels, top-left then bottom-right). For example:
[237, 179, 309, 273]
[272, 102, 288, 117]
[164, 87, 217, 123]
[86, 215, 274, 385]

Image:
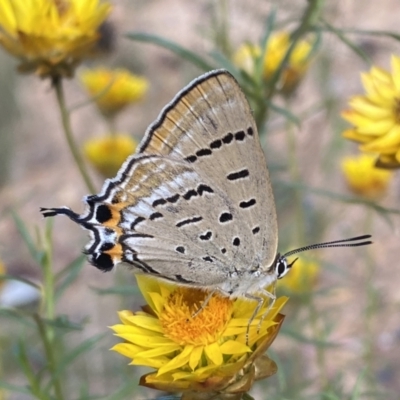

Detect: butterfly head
[275, 255, 298, 279]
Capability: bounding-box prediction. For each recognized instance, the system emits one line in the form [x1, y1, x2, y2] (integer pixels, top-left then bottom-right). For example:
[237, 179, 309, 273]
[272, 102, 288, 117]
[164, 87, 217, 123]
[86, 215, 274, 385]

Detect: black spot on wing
[197, 184, 214, 195]
[222, 132, 233, 144]
[252, 226, 260, 234]
[153, 198, 167, 207]
[95, 204, 112, 223]
[185, 155, 197, 163]
[91, 253, 114, 272]
[227, 169, 249, 181]
[239, 198, 256, 209]
[210, 139, 222, 149]
[233, 237, 240, 246]
[196, 148, 212, 157]
[167, 194, 180, 203]
[176, 246, 185, 254]
[247, 127, 254, 136]
[149, 212, 163, 220]
[235, 130, 245, 141]
[183, 189, 198, 200]
[176, 216, 203, 228]
[203, 256, 213, 262]
[199, 231, 212, 241]
[219, 212, 233, 223]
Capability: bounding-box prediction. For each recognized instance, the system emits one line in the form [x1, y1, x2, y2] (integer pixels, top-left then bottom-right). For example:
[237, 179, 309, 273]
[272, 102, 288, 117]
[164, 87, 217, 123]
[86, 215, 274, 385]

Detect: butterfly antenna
[282, 234, 372, 259]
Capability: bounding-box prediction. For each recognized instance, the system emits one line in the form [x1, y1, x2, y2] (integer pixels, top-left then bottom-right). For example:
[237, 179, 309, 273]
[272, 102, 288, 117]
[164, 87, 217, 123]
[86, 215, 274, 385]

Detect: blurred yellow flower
[277, 257, 319, 295]
[0, 259, 5, 291]
[111, 275, 287, 397]
[80, 67, 148, 116]
[234, 31, 314, 95]
[341, 153, 393, 197]
[0, 0, 111, 78]
[342, 55, 400, 169]
[84, 134, 137, 178]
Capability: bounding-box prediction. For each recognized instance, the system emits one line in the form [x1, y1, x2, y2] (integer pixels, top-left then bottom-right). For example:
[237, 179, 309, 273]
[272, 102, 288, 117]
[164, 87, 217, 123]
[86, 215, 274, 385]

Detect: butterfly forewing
[113, 71, 278, 286]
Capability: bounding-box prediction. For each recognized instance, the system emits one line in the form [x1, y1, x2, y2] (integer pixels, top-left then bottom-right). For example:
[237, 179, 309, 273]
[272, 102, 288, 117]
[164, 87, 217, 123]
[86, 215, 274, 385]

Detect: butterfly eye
[276, 257, 289, 279]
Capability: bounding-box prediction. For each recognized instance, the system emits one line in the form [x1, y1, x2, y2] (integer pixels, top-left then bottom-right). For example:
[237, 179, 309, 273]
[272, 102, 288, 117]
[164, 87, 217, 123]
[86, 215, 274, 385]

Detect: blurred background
[0, 1, 400, 399]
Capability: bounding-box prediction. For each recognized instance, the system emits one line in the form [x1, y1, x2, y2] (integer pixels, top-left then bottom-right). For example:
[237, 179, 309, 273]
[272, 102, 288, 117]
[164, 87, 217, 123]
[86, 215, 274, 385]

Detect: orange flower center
[159, 287, 233, 346]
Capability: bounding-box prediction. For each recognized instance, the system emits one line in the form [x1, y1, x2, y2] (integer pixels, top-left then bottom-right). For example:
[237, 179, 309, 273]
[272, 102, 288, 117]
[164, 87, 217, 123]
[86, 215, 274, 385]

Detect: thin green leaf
[0, 381, 31, 395]
[209, 50, 240, 75]
[91, 285, 140, 296]
[350, 368, 366, 400]
[281, 326, 338, 348]
[40, 315, 84, 331]
[254, 8, 277, 81]
[0, 274, 41, 290]
[55, 254, 86, 301]
[268, 101, 301, 127]
[45, 333, 106, 392]
[126, 32, 215, 71]
[320, 19, 371, 65]
[279, 180, 400, 224]
[11, 211, 42, 265]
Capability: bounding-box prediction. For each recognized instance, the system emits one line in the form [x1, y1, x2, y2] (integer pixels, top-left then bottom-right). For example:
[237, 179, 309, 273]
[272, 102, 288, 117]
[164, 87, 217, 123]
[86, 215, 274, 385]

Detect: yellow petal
[157, 345, 193, 376]
[131, 356, 170, 369]
[361, 125, 400, 151]
[219, 340, 251, 355]
[356, 119, 395, 135]
[204, 342, 223, 366]
[115, 333, 173, 348]
[135, 344, 181, 359]
[342, 128, 377, 143]
[110, 343, 144, 358]
[189, 346, 204, 370]
[391, 55, 400, 92]
[348, 96, 392, 119]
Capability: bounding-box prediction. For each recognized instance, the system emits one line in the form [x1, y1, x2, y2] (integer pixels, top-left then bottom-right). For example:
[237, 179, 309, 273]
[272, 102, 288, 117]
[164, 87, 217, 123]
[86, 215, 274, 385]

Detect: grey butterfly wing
[107, 70, 278, 287]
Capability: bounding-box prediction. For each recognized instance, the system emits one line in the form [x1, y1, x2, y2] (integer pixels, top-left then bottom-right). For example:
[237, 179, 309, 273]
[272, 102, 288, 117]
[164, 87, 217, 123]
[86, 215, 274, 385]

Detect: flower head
[84, 134, 137, 178]
[234, 31, 314, 95]
[111, 275, 287, 397]
[341, 153, 393, 198]
[0, 0, 112, 78]
[342, 55, 400, 169]
[277, 256, 319, 295]
[80, 67, 148, 117]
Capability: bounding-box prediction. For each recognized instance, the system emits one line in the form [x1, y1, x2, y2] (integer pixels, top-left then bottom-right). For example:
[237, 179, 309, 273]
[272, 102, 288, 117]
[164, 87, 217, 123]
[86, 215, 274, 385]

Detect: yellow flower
[0, 259, 5, 291]
[111, 275, 287, 397]
[84, 134, 137, 178]
[234, 31, 314, 95]
[342, 55, 400, 169]
[277, 256, 319, 295]
[80, 67, 149, 116]
[0, 0, 111, 78]
[341, 154, 393, 198]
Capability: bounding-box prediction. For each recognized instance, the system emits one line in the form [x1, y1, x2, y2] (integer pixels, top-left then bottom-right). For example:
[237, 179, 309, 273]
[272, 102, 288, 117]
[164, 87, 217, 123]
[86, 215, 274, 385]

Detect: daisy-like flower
[0, 0, 111, 78]
[341, 153, 393, 198]
[234, 31, 314, 95]
[342, 55, 400, 169]
[80, 67, 149, 117]
[111, 275, 287, 397]
[277, 256, 319, 295]
[84, 133, 137, 178]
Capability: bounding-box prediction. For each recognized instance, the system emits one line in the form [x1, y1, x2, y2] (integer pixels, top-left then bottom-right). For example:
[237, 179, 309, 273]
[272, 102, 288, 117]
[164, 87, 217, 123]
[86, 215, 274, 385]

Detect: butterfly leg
[256, 286, 276, 333]
[244, 293, 265, 345]
[191, 288, 219, 318]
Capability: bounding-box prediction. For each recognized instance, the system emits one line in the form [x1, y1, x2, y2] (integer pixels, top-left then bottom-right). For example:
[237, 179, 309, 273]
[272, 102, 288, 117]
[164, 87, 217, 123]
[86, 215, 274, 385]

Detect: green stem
[363, 209, 376, 390]
[53, 77, 96, 193]
[42, 220, 55, 321]
[34, 314, 65, 400]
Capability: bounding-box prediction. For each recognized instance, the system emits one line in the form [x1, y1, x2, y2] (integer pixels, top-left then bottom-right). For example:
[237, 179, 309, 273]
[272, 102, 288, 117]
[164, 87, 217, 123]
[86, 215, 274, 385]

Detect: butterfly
[41, 69, 371, 319]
